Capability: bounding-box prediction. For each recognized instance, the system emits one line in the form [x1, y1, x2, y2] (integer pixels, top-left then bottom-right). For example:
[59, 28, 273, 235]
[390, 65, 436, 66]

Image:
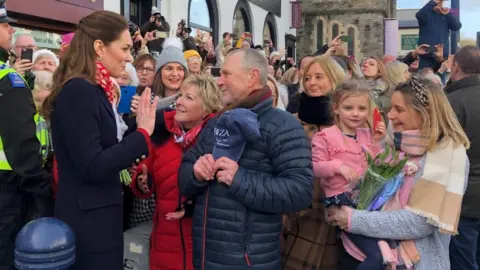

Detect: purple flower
[398, 152, 406, 160]
[374, 158, 382, 166]
[384, 153, 393, 165]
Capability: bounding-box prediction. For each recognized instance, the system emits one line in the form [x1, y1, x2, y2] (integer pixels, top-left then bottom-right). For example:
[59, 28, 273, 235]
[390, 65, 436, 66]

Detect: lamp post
[450, 0, 460, 53]
[477, 32, 480, 48]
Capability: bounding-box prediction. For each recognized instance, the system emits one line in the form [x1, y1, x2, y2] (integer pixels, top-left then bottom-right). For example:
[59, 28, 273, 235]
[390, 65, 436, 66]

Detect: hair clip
[409, 77, 429, 107]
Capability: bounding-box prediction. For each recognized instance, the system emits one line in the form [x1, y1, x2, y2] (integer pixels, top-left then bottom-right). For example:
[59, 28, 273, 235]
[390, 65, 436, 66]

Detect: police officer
[0, 1, 53, 269]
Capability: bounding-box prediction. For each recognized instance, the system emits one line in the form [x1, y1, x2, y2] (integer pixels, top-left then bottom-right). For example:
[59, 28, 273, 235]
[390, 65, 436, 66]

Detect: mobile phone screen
[21, 48, 33, 61]
[118, 86, 137, 114]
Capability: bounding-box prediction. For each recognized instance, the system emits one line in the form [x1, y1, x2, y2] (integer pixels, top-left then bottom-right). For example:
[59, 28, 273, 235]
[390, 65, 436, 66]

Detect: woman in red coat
[131, 74, 223, 270]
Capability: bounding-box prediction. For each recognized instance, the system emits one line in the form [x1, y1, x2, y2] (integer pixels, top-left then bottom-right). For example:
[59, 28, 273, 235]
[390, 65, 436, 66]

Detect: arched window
[316, 20, 324, 51]
[263, 13, 277, 48]
[232, 0, 253, 43]
[347, 27, 356, 57]
[188, 0, 219, 45]
[332, 23, 339, 39]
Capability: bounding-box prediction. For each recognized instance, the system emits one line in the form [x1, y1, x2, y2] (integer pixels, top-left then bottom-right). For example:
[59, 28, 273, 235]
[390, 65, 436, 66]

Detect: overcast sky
[398, 0, 478, 39]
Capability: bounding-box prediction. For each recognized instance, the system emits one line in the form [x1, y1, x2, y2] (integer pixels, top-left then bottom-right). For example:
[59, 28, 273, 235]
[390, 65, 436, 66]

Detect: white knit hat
[151, 6, 161, 16]
[125, 63, 139, 86]
[156, 37, 188, 72]
[32, 49, 59, 66]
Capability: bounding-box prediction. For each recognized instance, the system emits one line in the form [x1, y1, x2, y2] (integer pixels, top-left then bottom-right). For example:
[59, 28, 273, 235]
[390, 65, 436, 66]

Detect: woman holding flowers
[328, 76, 470, 270]
[311, 79, 387, 270]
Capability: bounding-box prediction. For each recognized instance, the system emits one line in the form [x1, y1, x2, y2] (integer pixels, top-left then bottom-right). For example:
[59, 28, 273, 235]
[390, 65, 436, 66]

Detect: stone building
[297, 0, 397, 61]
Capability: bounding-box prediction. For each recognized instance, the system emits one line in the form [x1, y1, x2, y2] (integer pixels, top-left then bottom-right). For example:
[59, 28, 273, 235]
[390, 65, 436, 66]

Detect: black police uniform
[0, 3, 53, 269]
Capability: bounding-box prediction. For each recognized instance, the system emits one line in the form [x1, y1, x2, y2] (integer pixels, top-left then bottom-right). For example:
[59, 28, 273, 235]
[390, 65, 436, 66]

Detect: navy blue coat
[416, 0, 462, 69]
[50, 78, 149, 270]
[179, 98, 314, 270]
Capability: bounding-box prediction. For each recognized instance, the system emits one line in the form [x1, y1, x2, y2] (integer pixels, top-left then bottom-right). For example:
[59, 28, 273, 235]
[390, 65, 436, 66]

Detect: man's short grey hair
[228, 49, 269, 85]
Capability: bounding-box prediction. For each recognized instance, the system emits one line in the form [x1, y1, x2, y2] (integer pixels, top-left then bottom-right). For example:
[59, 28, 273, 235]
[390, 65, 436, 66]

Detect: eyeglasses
[15, 45, 37, 50]
[137, 67, 155, 74]
[188, 57, 202, 63]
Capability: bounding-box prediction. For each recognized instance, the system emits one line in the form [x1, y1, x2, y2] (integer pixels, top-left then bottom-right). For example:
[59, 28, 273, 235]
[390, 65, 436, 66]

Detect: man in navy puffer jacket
[416, 0, 461, 71]
[178, 49, 314, 270]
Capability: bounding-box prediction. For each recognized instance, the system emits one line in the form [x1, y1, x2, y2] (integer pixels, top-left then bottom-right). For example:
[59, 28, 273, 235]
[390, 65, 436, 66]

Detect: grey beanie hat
[156, 37, 188, 72]
[151, 6, 161, 16]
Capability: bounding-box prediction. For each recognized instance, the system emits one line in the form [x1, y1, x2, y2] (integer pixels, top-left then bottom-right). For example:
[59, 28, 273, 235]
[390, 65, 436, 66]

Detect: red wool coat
[131, 112, 195, 270]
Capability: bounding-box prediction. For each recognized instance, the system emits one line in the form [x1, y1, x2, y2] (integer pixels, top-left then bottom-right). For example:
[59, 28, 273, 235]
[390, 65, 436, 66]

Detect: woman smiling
[131, 74, 223, 270]
[329, 77, 470, 270]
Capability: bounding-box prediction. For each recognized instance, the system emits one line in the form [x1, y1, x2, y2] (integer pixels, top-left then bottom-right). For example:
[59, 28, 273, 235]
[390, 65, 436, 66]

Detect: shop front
[12, 27, 62, 53]
[8, 0, 103, 33]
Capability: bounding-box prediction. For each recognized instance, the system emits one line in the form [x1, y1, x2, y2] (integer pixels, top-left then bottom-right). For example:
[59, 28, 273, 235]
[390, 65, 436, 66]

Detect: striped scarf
[381, 124, 467, 268]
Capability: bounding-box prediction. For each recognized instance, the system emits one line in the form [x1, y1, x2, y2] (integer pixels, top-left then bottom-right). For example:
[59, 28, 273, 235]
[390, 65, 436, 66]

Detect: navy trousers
[346, 232, 385, 270]
[450, 216, 480, 270]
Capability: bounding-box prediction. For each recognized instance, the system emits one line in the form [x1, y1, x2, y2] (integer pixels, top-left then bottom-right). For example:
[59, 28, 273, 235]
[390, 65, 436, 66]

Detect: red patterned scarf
[95, 61, 114, 103]
[164, 110, 215, 149]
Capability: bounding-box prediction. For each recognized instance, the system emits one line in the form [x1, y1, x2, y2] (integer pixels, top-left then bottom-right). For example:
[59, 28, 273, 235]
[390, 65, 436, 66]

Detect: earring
[97, 55, 103, 61]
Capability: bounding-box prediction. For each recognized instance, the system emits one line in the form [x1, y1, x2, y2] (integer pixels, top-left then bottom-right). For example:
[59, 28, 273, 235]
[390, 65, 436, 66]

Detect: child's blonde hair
[394, 76, 470, 150]
[330, 79, 376, 127]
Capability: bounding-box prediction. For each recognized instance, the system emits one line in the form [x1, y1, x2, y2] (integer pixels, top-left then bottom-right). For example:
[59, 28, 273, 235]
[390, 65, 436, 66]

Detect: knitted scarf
[164, 110, 215, 149]
[381, 125, 467, 268]
[95, 61, 114, 103]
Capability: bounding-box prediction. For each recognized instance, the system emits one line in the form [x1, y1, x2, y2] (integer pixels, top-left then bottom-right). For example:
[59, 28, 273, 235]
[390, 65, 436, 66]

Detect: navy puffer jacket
[179, 98, 314, 270]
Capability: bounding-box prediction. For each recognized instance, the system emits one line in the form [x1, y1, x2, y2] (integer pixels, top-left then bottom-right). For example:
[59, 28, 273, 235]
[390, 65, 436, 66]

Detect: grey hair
[229, 49, 269, 85]
[420, 72, 444, 87]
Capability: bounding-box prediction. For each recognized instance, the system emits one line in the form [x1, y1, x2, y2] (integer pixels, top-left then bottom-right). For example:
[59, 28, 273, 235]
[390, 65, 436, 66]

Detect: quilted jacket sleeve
[178, 119, 215, 197]
[229, 113, 314, 213]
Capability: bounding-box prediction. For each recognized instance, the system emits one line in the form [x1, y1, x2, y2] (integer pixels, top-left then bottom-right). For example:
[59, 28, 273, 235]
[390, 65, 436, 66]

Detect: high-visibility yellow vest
[0, 62, 49, 171]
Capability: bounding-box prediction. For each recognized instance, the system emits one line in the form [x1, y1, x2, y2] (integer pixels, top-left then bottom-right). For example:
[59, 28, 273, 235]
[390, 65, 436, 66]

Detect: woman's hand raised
[136, 87, 159, 136]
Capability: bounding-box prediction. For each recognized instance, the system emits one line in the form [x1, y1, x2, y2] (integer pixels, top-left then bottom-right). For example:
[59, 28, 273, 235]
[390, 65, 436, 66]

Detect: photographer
[141, 6, 170, 54]
[129, 22, 154, 59]
[176, 20, 197, 52]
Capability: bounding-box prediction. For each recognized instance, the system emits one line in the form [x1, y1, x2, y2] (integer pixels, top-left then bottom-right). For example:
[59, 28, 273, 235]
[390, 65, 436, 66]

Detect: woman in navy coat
[41, 11, 159, 270]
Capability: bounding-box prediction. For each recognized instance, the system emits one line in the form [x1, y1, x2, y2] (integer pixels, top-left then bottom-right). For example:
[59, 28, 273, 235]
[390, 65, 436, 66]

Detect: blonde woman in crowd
[279, 67, 298, 86]
[382, 61, 411, 113]
[329, 77, 469, 270]
[128, 37, 189, 228]
[283, 55, 346, 270]
[267, 75, 285, 110]
[131, 74, 223, 270]
[296, 55, 346, 137]
[361, 56, 388, 111]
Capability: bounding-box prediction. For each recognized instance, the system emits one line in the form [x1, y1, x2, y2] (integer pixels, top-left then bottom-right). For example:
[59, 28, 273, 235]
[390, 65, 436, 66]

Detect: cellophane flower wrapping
[354, 145, 409, 210]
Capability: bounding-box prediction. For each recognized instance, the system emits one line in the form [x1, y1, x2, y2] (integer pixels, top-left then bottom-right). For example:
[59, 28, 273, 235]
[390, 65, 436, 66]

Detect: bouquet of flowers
[355, 145, 408, 210]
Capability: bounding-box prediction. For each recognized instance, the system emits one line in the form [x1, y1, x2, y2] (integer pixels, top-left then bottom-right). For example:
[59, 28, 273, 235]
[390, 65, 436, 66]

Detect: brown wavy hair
[41, 11, 129, 120]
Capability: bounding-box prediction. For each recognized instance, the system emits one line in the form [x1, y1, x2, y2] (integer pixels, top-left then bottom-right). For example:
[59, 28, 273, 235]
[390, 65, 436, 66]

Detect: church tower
[297, 0, 397, 60]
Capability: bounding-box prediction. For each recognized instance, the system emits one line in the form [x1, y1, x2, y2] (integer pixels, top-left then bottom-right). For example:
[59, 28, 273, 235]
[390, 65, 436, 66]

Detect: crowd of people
[1, 0, 480, 269]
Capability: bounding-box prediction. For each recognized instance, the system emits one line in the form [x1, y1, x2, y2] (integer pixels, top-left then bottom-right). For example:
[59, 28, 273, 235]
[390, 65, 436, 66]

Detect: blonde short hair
[279, 67, 298, 85]
[302, 56, 346, 95]
[385, 61, 409, 91]
[182, 74, 223, 113]
[267, 75, 280, 107]
[33, 70, 53, 91]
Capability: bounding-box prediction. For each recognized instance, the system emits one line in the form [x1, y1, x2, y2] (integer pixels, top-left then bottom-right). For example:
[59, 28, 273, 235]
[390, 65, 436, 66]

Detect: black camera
[128, 21, 139, 37]
[128, 21, 142, 52]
